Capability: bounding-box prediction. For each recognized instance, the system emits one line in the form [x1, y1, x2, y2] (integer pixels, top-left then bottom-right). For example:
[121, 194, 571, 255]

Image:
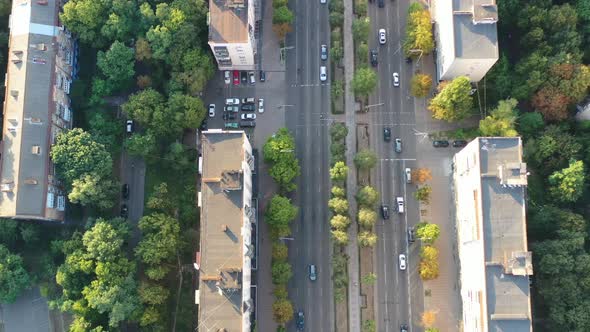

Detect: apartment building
[208, 0, 257, 70]
[453, 137, 533, 332]
[433, 0, 499, 82]
[0, 0, 77, 221]
[196, 130, 255, 331]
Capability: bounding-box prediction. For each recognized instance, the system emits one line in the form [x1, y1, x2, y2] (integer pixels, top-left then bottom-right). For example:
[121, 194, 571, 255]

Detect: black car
[383, 127, 391, 141]
[400, 324, 409, 332]
[122, 184, 129, 199]
[378, 0, 384, 7]
[407, 227, 415, 243]
[241, 104, 255, 112]
[120, 204, 128, 219]
[381, 205, 390, 220]
[240, 71, 248, 84]
[370, 49, 378, 67]
[405, 57, 412, 63]
[296, 311, 305, 331]
[433, 140, 450, 147]
[452, 139, 468, 148]
[199, 119, 208, 131]
[240, 121, 256, 127]
[260, 70, 266, 82]
[223, 113, 236, 120]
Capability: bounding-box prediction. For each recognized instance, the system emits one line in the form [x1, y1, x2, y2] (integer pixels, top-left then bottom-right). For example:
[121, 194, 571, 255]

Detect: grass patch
[431, 127, 480, 140]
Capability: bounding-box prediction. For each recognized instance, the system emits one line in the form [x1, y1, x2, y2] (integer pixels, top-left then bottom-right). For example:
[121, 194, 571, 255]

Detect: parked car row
[225, 70, 266, 85]
[433, 139, 468, 148]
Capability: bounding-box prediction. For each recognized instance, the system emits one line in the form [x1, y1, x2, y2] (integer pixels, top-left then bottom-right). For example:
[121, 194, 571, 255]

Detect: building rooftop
[209, 0, 249, 43]
[477, 138, 532, 332]
[198, 131, 251, 332]
[452, 0, 499, 59]
[0, 0, 67, 221]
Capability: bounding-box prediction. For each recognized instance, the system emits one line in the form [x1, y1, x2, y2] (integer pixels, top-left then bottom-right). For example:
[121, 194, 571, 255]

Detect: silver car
[395, 138, 402, 153]
[309, 264, 317, 281]
[379, 28, 386, 44]
[399, 254, 407, 271]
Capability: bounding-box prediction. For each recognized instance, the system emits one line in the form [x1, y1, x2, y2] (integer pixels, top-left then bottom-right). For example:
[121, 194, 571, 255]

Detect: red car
[233, 70, 239, 85]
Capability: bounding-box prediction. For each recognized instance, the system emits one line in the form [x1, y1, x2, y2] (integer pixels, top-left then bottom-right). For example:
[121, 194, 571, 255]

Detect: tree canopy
[97, 41, 135, 91]
[356, 186, 379, 208]
[403, 6, 434, 57]
[354, 149, 378, 170]
[428, 77, 473, 121]
[478, 98, 519, 137]
[352, 67, 378, 98]
[548, 160, 586, 203]
[0, 244, 30, 303]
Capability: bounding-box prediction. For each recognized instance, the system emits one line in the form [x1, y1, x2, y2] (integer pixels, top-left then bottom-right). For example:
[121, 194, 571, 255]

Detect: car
[370, 49, 378, 67]
[396, 196, 404, 214]
[381, 205, 390, 220]
[241, 104, 256, 112]
[240, 121, 256, 127]
[125, 120, 133, 134]
[224, 71, 231, 84]
[393, 72, 400, 87]
[433, 140, 450, 147]
[258, 98, 264, 113]
[321, 44, 328, 61]
[248, 71, 255, 85]
[199, 119, 208, 131]
[400, 324, 409, 332]
[320, 66, 327, 81]
[405, 57, 412, 63]
[225, 98, 240, 105]
[233, 70, 239, 85]
[405, 168, 411, 183]
[260, 70, 266, 82]
[120, 204, 128, 218]
[224, 105, 239, 113]
[452, 139, 468, 148]
[379, 28, 386, 44]
[241, 113, 257, 120]
[395, 138, 402, 153]
[309, 264, 317, 281]
[383, 127, 391, 141]
[224, 122, 239, 129]
[241, 97, 255, 104]
[223, 113, 236, 120]
[320, 0, 326, 3]
[407, 227, 415, 243]
[399, 254, 407, 270]
[378, 0, 384, 7]
[208, 104, 215, 118]
[240, 71, 248, 84]
[122, 184, 129, 199]
[296, 311, 305, 330]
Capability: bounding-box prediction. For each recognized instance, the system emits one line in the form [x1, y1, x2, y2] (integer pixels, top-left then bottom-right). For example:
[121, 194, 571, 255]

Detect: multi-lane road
[285, 0, 333, 331]
[367, 0, 423, 331]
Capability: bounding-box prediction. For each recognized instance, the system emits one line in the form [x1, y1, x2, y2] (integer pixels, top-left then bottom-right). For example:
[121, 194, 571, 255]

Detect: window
[46, 192, 55, 208]
[63, 106, 71, 122]
[57, 196, 65, 211]
[64, 80, 71, 94]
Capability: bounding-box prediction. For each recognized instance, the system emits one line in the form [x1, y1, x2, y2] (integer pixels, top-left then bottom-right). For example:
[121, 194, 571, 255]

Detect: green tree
[140, 306, 162, 327]
[355, 0, 367, 16]
[403, 8, 434, 57]
[82, 221, 125, 261]
[328, 197, 349, 215]
[272, 243, 289, 262]
[363, 320, 376, 332]
[69, 173, 118, 210]
[97, 41, 135, 91]
[330, 123, 348, 141]
[332, 80, 344, 98]
[51, 128, 113, 187]
[428, 77, 473, 121]
[415, 222, 441, 244]
[169, 49, 215, 95]
[124, 133, 157, 158]
[273, 6, 294, 25]
[88, 112, 123, 153]
[362, 273, 377, 285]
[146, 183, 175, 214]
[167, 93, 207, 130]
[331, 229, 349, 245]
[272, 298, 294, 324]
[264, 128, 296, 163]
[273, 284, 288, 299]
[135, 213, 180, 267]
[414, 186, 432, 204]
[0, 244, 30, 303]
[479, 98, 519, 137]
[354, 149, 377, 170]
[356, 42, 369, 66]
[60, 0, 109, 47]
[524, 125, 582, 175]
[0, 219, 18, 249]
[518, 112, 544, 139]
[356, 186, 379, 208]
[138, 282, 169, 305]
[352, 17, 370, 43]
[330, 215, 351, 229]
[352, 67, 378, 98]
[268, 157, 300, 192]
[410, 73, 432, 97]
[548, 160, 586, 203]
[271, 261, 293, 284]
[358, 231, 377, 247]
[330, 161, 348, 182]
[331, 186, 346, 198]
[358, 208, 377, 229]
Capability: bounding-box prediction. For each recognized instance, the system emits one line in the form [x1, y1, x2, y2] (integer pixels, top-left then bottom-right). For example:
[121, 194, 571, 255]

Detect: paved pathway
[343, 0, 360, 330]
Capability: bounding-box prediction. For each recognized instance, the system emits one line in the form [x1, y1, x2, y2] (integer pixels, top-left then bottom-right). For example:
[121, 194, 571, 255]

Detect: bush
[272, 261, 293, 284]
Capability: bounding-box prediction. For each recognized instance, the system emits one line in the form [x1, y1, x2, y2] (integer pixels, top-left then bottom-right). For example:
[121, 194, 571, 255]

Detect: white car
[320, 66, 327, 82]
[224, 71, 231, 84]
[241, 113, 257, 120]
[242, 97, 256, 104]
[320, 0, 326, 3]
[379, 29, 386, 45]
[225, 98, 240, 105]
[396, 196, 404, 214]
[258, 98, 264, 113]
[208, 104, 215, 118]
[125, 120, 133, 134]
[399, 254, 407, 271]
[405, 168, 411, 183]
[393, 72, 400, 87]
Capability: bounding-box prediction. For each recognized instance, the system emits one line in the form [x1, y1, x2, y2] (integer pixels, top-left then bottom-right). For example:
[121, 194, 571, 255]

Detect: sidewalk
[342, 0, 361, 331]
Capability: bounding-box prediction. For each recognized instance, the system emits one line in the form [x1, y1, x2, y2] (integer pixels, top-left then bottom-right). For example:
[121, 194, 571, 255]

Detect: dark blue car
[296, 311, 304, 330]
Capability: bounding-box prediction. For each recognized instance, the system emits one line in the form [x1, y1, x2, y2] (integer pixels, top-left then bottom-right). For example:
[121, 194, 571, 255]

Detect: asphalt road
[367, 0, 422, 331]
[284, 0, 334, 330]
[120, 152, 145, 248]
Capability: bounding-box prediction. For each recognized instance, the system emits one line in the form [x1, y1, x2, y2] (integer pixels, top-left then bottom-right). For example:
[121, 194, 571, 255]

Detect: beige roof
[198, 131, 250, 331]
[209, 0, 249, 43]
